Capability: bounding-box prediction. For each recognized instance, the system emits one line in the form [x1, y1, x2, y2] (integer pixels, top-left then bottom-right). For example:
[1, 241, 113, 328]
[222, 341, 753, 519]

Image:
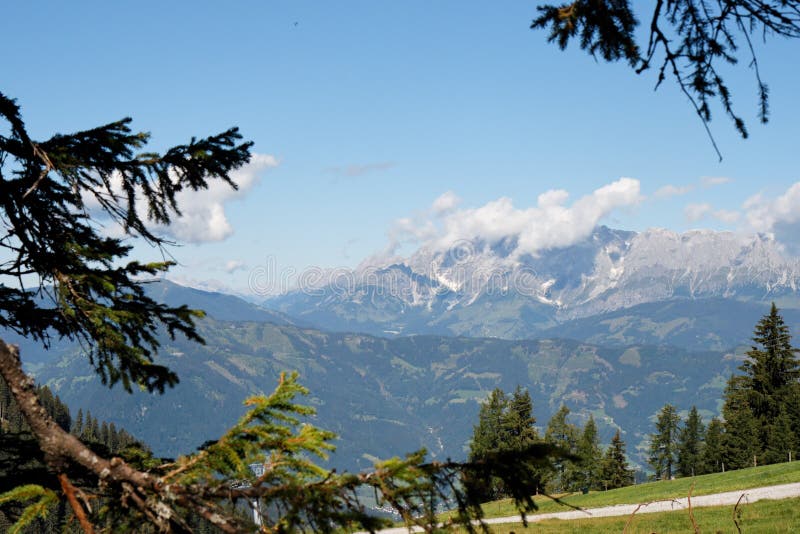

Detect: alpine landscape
[4, 2, 800, 532]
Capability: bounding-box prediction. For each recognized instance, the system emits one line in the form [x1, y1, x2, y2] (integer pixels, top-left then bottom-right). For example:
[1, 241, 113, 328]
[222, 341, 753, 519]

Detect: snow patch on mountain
[267, 226, 800, 334]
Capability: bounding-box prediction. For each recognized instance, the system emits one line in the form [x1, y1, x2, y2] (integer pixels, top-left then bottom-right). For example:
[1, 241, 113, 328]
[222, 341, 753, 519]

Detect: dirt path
[373, 481, 800, 533]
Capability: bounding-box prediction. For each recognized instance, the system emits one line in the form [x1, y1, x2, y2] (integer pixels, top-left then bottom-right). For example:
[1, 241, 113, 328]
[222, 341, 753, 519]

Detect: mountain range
[266, 226, 800, 342]
[20, 226, 800, 474]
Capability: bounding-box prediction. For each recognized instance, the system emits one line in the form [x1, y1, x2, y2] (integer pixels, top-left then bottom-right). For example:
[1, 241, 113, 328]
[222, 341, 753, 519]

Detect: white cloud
[740, 183, 800, 254]
[685, 203, 712, 222]
[713, 209, 740, 224]
[391, 177, 642, 257]
[684, 203, 740, 224]
[165, 153, 278, 243]
[701, 176, 731, 187]
[654, 184, 694, 199]
[82, 153, 278, 243]
[744, 183, 800, 233]
[224, 260, 248, 273]
[431, 191, 461, 215]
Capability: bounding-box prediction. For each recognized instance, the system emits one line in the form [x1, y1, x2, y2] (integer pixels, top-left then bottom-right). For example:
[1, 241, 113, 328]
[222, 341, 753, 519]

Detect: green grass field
[483, 496, 800, 533]
[473, 461, 800, 520]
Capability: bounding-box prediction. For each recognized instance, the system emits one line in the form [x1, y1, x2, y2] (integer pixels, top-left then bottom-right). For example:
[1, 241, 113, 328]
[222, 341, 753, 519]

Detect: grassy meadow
[473, 461, 800, 519]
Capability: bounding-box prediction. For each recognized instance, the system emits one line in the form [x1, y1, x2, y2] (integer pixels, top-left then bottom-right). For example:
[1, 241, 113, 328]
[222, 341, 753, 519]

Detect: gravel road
[372, 481, 800, 533]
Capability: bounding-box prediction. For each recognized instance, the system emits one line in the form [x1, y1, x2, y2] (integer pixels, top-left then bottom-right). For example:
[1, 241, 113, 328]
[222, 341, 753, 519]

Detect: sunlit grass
[483, 496, 800, 533]
[464, 461, 800, 520]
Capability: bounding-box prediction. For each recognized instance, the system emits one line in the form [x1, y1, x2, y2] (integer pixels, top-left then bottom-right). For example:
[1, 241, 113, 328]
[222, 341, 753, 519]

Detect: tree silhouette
[532, 0, 800, 159]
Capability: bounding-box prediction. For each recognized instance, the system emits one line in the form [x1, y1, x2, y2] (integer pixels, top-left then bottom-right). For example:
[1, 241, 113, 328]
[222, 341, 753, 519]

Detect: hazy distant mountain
[265, 227, 800, 345]
[37, 318, 738, 472]
[147, 279, 298, 326]
[10, 279, 299, 373]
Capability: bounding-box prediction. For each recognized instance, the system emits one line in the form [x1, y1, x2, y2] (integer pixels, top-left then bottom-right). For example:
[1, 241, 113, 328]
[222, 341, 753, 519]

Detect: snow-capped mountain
[265, 227, 800, 341]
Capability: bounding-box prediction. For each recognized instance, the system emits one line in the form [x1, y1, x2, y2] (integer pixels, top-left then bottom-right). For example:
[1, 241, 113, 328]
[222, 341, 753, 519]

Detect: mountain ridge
[265, 226, 800, 340]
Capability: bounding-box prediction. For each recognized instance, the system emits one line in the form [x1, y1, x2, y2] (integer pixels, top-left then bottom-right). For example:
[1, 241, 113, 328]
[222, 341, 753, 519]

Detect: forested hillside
[38, 317, 739, 471]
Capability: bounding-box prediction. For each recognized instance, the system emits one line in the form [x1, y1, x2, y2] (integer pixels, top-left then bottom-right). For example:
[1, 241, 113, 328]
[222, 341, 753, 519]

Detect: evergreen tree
[764, 407, 797, 465]
[544, 405, 580, 492]
[80, 411, 95, 442]
[504, 386, 546, 494]
[740, 303, 800, 448]
[52, 395, 71, 433]
[100, 422, 110, 449]
[785, 385, 800, 446]
[702, 418, 725, 474]
[467, 386, 547, 501]
[722, 377, 762, 469]
[677, 406, 705, 477]
[108, 422, 119, 453]
[504, 386, 540, 448]
[576, 415, 602, 490]
[72, 408, 83, 437]
[468, 388, 509, 501]
[600, 430, 634, 490]
[648, 404, 681, 480]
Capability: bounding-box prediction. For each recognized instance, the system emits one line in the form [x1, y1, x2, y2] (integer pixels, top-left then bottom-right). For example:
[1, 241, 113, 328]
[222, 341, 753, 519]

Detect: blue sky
[4, 1, 800, 295]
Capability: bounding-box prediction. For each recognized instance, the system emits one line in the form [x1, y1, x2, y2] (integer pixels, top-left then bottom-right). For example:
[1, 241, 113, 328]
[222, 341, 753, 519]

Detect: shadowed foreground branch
[532, 0, 800, 159]
[0, 340, 561, 533]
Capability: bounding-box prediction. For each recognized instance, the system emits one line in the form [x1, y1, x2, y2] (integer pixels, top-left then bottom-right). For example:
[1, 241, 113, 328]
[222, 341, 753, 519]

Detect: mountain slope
[147, 279, 298, 325]
[37, 320, 740, 472]
[541, 298, 800, 351]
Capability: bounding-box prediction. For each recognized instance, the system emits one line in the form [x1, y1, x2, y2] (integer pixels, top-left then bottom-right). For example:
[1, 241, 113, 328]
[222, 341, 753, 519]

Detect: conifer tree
[504, 386, 546, 494]
[702, 417, 725, 474]
[576, 415, 602, 490]
[544, 405, 580, 492]
[467, 386, 551, 501]
[108, 422, 119, 453]
[677, 406, 705, 477]
[599, 430, 634, 490]
[504, 386, 540, 448]
[648, 404, 680, 480]
[100, 422, 110, 450]
[468, 388, 509, 501]
[722, 377, 762, 469]
[764, 407, 797, 465]
[52, 395, 71, 433]
[742, 304, 800, 433]
[72, 408, 83, 437]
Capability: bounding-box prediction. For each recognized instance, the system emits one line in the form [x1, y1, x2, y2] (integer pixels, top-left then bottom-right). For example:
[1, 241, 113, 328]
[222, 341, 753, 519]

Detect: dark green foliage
[531, 0, 800, 158]
[504, 386, 540, 449]
[544, 404, 580, 492]
[677, 406, 705, 477]
[701, 417, 725, 474]
[575, 415, 602, 490]
[722, 377, 762, 470]
[468, 388, 508, 501]
[0, 91, 252, 393]
[0, 373, 153, 491]
[764, 407, 797, 465]
[720, 304, 800, 469]
[599, 430, 634, 490]
[649, 403, 681, 480]
[742, 303, 800, 438]
[71, 408, 83, 436]
[532, 0, 639, 65]
[467, 386, 548, 502]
